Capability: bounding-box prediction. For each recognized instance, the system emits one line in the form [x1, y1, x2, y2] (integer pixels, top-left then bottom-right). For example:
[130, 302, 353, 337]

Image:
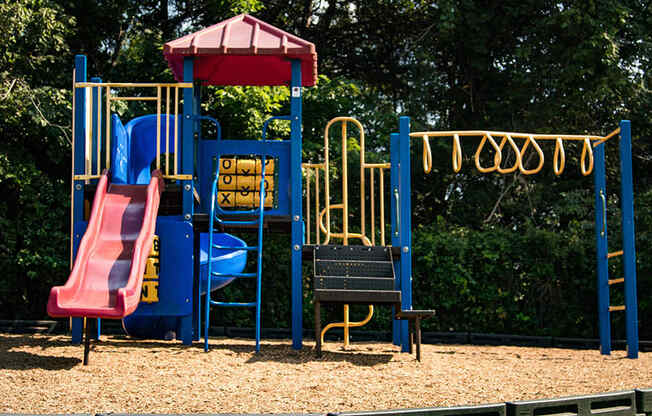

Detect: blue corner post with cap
[290, 59, 304, 350]
[398, 116, 413, 352]
[70, 55, 87, 345]
[619, 120, 638, 359]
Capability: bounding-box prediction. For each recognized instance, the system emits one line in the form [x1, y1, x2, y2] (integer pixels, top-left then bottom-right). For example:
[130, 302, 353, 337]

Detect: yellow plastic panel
[150, 235, 159, 256]
[218, 174, 237, 190]
[235, 189, 255, 206]
[236, 175, 275, 191]
[141, 281, 159, 303]
[143, 258, 160, 279]
[236, 159, 256, 175]
[220, 158, 237, 174]
[253, 191, 274, 208]
[256, 159, 275, 175]
[217, 191, 236, 207]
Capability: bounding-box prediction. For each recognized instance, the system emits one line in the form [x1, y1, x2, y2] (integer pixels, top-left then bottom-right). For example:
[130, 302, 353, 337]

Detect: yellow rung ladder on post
[606, 249, 626, 313]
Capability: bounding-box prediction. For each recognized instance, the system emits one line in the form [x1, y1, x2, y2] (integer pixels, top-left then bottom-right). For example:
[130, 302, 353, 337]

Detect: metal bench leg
[415, 317, 422, 362]
[83, 318, 92, 366]
[408, 320, 413, 354]
[315, 300, 322, 358]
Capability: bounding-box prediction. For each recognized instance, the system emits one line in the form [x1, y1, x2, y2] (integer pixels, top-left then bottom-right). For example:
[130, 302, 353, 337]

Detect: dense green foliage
[1, 0, 651, 340]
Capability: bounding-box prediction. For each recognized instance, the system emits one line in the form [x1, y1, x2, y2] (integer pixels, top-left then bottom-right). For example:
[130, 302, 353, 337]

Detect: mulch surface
[1, 334, 650, 414]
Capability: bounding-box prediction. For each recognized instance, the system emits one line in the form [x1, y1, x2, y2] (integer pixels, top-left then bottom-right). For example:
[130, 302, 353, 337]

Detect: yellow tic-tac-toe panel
[217, 157, 276, 208]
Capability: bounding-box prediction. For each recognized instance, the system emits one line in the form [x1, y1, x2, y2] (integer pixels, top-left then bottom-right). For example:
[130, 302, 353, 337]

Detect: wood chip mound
[1, 334, 650, 414]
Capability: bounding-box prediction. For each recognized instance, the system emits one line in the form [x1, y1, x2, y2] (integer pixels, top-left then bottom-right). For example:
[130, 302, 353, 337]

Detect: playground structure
[47, 13, 638, 363]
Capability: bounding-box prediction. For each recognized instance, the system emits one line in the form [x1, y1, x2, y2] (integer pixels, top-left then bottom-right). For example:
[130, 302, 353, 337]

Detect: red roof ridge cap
[251, 22, 260, 54]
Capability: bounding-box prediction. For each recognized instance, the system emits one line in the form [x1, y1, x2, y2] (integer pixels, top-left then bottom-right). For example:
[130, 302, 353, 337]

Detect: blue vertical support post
[619, 120, 638, 359]
[593, 142, 610, 355]
[290, 60, 303, 350]
[180, 57, 195, 346]
[390, 132, 401, 346]
[192, 75, 201, 342]
[71, 55, 87, 345]
[398, 116, 412, 352]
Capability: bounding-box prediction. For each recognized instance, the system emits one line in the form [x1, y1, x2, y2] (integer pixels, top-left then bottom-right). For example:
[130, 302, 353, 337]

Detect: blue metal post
[619, 120, 638, 358]
[180, 57, 195, 346]
[182, 58, 195, 220]
[290, 60, 303, 350]
[593, 142, 610, 355]
[390, 132, 401, 346]
[398, 116, 412, 352]
[71, 55, 87, 345]
[192, 73, 201, 342]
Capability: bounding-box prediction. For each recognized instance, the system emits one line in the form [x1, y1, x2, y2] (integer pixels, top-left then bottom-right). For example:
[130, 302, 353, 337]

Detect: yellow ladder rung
[609, 305, 626, 312]
[607, 250, 624, 259]
[608, 278, 625, 285]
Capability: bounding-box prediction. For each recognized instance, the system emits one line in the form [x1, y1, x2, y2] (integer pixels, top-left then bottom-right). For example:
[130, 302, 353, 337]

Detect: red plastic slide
[48, 171, 164, 319]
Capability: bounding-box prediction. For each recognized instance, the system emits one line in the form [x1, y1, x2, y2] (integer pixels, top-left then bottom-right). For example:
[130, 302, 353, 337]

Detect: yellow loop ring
[553, 137, 566, 176]
[496, 134, 522, 174]
[580, 137, 594, 176]
[452, 133, 462, 172]
[475, 134, 502, 173]
[422, 135, 432, 174]
[518, 135, 545, 175]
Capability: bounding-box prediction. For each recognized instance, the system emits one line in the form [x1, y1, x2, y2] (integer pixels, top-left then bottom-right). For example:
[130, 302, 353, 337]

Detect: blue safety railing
[262, 115, 291, 141]
[204, 154, 267, 353]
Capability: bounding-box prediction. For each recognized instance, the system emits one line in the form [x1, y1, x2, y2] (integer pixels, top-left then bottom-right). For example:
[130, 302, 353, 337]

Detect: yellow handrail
[303, 163, 325, 245]
[411, 128, 620, 176]
[72, 81, 193, 181]
[320, 305, 374, 346]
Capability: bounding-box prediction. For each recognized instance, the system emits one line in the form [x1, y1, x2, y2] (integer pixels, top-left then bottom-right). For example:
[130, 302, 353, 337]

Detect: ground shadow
[88, 335, 190, 353]
[203, 341, 394, 366]
[0, 334, 81, 370]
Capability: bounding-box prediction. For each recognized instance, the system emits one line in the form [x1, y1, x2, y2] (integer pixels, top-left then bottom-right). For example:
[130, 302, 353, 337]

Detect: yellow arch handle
[321, 305, 374, 345]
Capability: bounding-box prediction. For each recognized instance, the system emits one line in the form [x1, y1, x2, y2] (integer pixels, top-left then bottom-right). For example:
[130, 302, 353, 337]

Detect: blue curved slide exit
[122, 233, 247, 339]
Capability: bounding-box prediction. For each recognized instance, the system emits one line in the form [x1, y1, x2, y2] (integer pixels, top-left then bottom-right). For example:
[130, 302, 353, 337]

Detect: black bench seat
[312, 245, 434, 361]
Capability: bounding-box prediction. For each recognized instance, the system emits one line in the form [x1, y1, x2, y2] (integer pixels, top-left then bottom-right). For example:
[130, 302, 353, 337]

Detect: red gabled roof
[163, 14, 318, 86]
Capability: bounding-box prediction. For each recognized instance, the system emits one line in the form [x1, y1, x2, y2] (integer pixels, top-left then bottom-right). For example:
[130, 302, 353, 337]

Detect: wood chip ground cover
[0, 334, 650, 414]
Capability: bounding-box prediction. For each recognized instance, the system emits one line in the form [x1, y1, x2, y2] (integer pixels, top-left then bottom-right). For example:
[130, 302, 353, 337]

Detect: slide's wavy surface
[48, 171, 163, 319]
